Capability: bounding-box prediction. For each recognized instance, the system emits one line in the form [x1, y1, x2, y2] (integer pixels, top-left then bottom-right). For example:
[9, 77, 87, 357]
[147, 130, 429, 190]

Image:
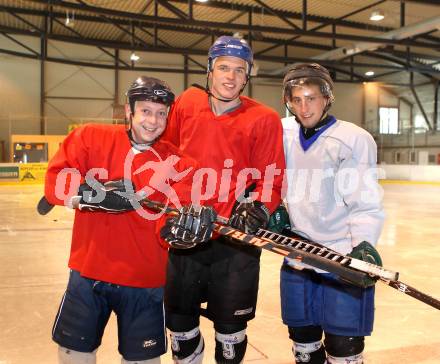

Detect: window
[414, 115, 429, 133]
[394, 151, 401, 163]
[379, 107, 399, 134]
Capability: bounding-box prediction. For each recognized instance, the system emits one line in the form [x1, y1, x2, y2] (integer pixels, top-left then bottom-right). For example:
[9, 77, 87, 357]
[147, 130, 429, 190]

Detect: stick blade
[37, 196, 55, 215]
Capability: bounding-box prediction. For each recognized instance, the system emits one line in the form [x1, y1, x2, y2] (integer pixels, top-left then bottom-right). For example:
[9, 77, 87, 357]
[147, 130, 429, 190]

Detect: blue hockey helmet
[207, 36, 253, 75]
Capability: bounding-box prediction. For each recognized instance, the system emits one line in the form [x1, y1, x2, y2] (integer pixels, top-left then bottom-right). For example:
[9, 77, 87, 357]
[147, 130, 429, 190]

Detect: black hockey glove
[228, 199, 270, 235]
[348, 241, 383, 287]
[160, 204, 217, 249]
[78, 179, 137, 213]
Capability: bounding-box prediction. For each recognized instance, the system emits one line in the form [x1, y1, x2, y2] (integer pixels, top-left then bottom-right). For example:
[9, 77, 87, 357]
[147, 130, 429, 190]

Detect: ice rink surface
[1, 182, 439, 363]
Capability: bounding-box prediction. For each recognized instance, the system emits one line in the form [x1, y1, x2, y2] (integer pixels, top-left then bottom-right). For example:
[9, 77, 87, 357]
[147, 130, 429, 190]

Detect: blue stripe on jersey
[299, 115, 337, 151]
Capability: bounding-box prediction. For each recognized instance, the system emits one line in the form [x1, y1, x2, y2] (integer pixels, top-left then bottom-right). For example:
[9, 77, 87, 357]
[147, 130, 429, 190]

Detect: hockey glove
[78, 179, 137, 213]
[228, 199, 270, 234]
[348, 241, 383, 287]
[267, 204, 291, 234]
[160, 204, 217, 249]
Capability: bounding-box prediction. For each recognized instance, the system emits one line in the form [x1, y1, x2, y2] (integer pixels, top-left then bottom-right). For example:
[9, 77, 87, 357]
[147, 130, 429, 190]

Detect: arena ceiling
[0, 0, 439, 127]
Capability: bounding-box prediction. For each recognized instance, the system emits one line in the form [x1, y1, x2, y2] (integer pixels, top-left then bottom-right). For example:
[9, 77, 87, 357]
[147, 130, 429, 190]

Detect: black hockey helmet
[282, 63, 335, 108]
[126, 76, 175, 114]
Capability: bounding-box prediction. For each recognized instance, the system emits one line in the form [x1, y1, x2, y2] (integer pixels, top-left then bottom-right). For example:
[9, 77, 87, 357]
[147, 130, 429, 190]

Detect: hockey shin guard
[215, 329, 247, 364]
[324, 334, 364, 364]
[293, 341, 327, 364]
[169, 327, 204, 364]
[327, 353, 363, 364]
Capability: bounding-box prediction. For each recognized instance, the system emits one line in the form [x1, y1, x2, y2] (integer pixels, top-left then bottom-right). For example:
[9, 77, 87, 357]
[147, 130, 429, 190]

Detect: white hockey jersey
[282, 116, 384, 256]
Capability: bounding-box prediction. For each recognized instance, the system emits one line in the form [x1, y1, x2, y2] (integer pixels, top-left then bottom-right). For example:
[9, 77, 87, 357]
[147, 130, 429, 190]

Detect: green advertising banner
[0, 165, 19, 181]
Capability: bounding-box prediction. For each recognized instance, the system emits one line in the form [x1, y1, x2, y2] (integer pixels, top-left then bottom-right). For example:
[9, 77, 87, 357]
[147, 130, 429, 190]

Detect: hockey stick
[140, 198, 440, 310]
[138, 198, 393, 287]
[252, 229, 397, 281]
[37, 196, 440, 310]
[37, 196, 55, 215]
[254, 229, 440, 311]
[378, 279, 440, 310]
[37, 195, 375, 286]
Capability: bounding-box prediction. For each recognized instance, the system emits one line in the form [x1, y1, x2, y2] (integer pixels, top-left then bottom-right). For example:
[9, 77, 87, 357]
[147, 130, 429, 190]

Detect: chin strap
[200, 70, 250, 103]
[203, 82, 237, 103]
[127, 130, 154, 151]
[285, 98, 331, 127]
[300, 113, 332, 137]
[192, 83, 236, 103]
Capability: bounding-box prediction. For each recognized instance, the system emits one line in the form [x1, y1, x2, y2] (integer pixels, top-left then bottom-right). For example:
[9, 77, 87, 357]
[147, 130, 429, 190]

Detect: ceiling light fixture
[195, 0, 209, 3]
[130, 52, 140, 62]
[370, 10, 385, 22]
[365, 71, 375, 77]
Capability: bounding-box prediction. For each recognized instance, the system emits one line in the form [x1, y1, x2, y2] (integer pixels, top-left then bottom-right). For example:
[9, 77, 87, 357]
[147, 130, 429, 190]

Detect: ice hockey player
[45, 76, 195, 363]
[279, 63, 385, 364]
[159, 35, 285, 363]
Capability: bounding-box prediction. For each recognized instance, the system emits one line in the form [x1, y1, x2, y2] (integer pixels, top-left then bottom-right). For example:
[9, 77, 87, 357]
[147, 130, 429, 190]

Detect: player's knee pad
[58, 346, 97, 364]
[121, 358, 161, 364]
[288, 326, 323, 343]
[169, 327, 204, 364]
[215, 329, 247, 364]
[324, 334, 364, 358]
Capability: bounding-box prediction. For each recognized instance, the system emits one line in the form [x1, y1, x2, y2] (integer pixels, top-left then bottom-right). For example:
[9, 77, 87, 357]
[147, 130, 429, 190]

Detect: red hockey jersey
[163, 86, 286, 217]
[45, 124, 195, 288]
